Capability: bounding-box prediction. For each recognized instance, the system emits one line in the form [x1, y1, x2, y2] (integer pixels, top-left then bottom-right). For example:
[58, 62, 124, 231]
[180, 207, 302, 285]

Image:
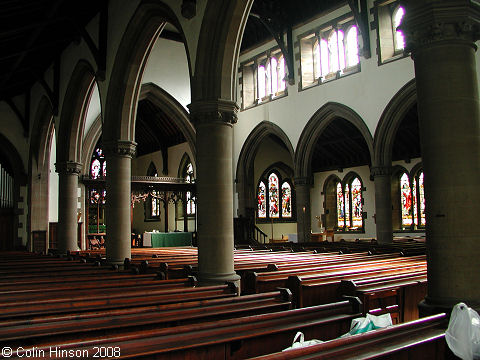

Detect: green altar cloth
[150, 232, 192, 247]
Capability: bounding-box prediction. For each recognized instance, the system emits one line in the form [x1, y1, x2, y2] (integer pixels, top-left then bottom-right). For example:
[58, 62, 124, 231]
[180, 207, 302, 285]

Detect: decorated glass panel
[187, 192, 196, 215]
[351, 178, 362, 228]
[413, 177, 418, 226]
[281, 182, 292, 218]
[336, 182, 345, 228]
[268, 173, 280, 218]
[258, 181, 267, 218]
[271, 57, 278, 94]
[345, 183, 351, 228]
[91, 159, 101, 179]
[314, 40, 321, 79]
[419, 172, 426, 226]
[401, 173, 412, 226]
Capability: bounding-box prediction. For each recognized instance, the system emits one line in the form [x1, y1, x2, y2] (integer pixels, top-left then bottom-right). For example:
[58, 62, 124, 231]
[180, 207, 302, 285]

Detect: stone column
[55, 161, 82, 254]
[189, 100, 241, 285]
[402, 1, 480, 313]
[295, 177, 312, 242]
[371, 166, 393, 244]
[104, 140, 136, 265]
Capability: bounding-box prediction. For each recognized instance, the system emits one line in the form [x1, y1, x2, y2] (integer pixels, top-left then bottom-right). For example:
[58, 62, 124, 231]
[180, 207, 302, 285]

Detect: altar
[143, 231, 193, 247]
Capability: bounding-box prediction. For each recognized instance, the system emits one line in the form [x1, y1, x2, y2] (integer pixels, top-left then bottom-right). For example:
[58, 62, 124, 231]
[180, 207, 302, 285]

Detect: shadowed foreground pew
[12, 298, 361, 360]
[251, 313, 457, 360]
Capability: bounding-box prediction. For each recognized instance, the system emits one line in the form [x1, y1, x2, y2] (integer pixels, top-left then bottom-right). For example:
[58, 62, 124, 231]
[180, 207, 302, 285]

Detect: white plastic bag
[342, 312, 393, 337]
[445, 302, 480, 360]
[282, 331, 323, 351]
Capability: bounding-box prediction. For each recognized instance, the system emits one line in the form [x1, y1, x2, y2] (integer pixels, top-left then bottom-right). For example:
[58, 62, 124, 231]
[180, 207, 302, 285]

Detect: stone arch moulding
[57, 60, 97, 164]
[295, 102, 374, 181]
[178, 152, 193, 178]
[81, 115, 102, 176]
[139, 83, 196, 159]
[191, 0, 254, 102]
[236, 120, 295, 218]
[28, 96, 55, 238]
[373, 78, 417, 168]
[103, 1, 189, 143]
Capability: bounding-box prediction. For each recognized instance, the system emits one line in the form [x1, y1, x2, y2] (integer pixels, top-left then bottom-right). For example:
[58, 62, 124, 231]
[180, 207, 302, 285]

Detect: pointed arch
[81, 115, 102, 175]
[146, 161, 158, 177]
[57, 60, 97, 164]
[139, 83, 196, 158]
[236, 121, 295, 217]
[374, 79, 417, 167]
[178, 152, 193, 178]
[295, 102, 374, 180]
[28, 96, 55, 240]
[103, 1, 188, 143]
[192, 0, 254, 101]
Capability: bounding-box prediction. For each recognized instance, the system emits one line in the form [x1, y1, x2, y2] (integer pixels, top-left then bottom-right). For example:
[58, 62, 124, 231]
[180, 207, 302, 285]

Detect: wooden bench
[249, 313, 454, 360]
[287, 262, 426, 308]
[340, 272, 427, 323]
[0, 289, 292, 348]
[12, 298, 362, 360]
[0, 282, 239, 320]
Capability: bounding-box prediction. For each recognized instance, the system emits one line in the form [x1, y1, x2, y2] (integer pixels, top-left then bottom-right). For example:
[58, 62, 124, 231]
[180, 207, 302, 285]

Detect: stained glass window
[351, 178, 362, 228]
[257, 172, 294, 221]
[269, 173, 280, 218]
[185, 163, 195, 215]
[90, 147, 105, 179]
[257, 64, 266, 100]
[344, 183, 351, 228]
[277, 56, 286, 93]
[413, 177, 418, 226]
[337, 30, 346, 71]
[337, 182, 344, 228]
[419, 172, 425, 226]
[258, 181, 266, 218]
[336, 176, 363, 231]
[328, 30, 339, 73]
[320, 38, 329, 76]
[281, 182, 292, 218]
[400, 173, 412, 227]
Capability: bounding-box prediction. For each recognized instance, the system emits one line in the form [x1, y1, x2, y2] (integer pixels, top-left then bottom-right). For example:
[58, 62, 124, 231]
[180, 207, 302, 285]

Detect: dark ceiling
[311, 117, 371, 173]
[392, 104, 421, 162]
[0, 0, 105, 102]
[136, 99, 186, 157]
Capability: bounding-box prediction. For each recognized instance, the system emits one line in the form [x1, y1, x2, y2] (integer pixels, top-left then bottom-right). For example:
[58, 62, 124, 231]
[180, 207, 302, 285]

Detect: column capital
[401, 1, 480, 53]
[370, 165, 392, 179]
[103, 140, 137, 158]
[188, 99, 239, 126]
[55, 161, 82, 175]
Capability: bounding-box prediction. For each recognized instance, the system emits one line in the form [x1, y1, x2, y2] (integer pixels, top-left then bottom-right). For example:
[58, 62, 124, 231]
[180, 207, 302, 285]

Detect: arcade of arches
[0, 0, 479, 315]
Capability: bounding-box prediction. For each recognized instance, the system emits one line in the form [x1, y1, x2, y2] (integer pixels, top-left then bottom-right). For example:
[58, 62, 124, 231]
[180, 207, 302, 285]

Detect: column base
[198, 271, 241, 290]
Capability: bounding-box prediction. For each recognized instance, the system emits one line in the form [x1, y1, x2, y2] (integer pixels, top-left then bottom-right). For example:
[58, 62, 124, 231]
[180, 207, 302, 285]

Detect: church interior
[0, 0, 479, 358]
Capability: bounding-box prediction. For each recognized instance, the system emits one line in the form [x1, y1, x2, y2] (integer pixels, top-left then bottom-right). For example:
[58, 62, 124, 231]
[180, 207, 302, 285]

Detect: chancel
[0, 0, 478, 358]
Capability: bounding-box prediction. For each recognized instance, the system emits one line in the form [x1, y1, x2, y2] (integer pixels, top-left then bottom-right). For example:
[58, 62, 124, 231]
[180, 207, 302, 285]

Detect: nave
[0, 242, 458, 359]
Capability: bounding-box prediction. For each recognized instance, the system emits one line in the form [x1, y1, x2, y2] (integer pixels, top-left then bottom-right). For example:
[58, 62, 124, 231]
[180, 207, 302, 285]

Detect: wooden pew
[340, 272, 427, 323]
[0, 289, 293, 348]
[245, 255, 426, 294]
[12, 298, 362, 360]
[288, 263, 426, 308]
[0, 282, 238, 320]
[249, 313, 454, 360]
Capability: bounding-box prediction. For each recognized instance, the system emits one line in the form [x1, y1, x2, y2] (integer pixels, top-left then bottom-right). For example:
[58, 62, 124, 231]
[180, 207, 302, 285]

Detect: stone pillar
[55, 161, 82, 254]
[189, 100, 240, 285]
[104, 140, 136, 265]
[295, 177, 312, 242]
[403, 0, 480, 313]
[371, 166, 393, 244]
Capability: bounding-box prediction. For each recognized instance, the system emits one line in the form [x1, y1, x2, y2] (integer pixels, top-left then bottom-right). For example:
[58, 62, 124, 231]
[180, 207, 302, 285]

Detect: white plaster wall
[142, 38, 191, 109]
[84, 84, 101, 141]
